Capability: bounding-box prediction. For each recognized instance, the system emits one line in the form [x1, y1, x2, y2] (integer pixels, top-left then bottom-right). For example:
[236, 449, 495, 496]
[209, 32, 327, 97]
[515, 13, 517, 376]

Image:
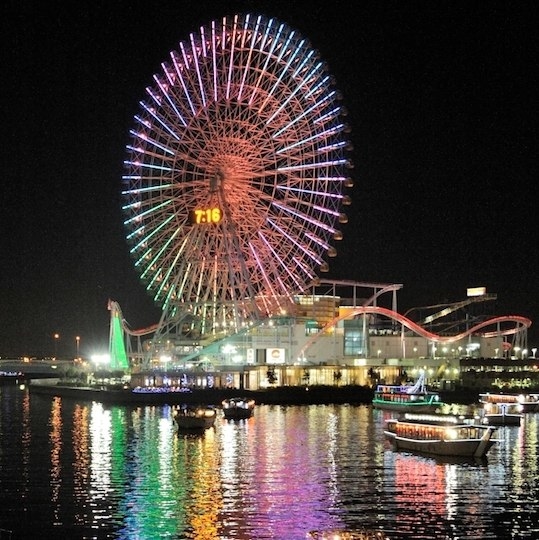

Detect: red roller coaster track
[109, 299, 531, 357]
[355, 306, 531, 342]
[297, 306, 531, 359]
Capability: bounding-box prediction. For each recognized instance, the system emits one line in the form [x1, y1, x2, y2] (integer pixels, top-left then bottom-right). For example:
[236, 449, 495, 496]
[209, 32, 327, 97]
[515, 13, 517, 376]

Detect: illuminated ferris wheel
[122, 14, 353, 337]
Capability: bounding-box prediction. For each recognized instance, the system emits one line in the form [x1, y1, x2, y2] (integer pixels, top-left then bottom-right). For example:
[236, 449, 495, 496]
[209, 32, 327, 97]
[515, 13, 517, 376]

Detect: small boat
[222, 397, 255, 419]
[384, 412, 498, 458]
[172, 405, 216, 430]
[481, 402, 522, 426]
[372, 371, 443, 413]
[479, 392, 539, 413]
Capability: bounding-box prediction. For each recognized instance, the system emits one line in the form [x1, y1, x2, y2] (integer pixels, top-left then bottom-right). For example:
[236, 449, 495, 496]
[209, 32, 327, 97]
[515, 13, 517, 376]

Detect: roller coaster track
[108, 300, 158, 337]
[110, 298, 531, 362]
[109, 299, 263, 365]
[410, 294, 498, 325]
[123, 323, 159, 337]
[298, 306, 531, 359]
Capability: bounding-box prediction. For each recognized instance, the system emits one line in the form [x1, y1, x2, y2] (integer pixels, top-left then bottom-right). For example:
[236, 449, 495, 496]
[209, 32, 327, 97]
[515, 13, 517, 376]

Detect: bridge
[0, 359, 73, 380]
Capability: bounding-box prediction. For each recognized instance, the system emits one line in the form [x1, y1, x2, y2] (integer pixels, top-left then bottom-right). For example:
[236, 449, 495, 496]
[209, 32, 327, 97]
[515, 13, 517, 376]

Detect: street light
[53, 333, 60, 359]
[76, 336, 80, 360]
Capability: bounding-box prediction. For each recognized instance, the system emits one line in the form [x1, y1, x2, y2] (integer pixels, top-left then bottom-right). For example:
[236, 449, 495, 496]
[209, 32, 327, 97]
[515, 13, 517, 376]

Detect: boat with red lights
[384, 412, 498, 458]
[479, 392, 539, 413]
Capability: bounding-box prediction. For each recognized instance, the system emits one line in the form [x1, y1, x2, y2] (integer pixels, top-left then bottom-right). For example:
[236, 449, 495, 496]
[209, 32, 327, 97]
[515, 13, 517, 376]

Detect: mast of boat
[406, 370, 426, 394]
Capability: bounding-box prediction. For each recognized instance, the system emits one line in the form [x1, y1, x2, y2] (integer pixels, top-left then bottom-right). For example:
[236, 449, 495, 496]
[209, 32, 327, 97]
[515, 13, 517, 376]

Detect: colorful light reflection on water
[1, 386, 539, 539]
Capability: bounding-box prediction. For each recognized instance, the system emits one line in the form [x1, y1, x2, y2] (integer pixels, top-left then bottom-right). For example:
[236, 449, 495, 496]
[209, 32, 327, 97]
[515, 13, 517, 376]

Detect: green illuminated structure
[108, 300, 129, 371]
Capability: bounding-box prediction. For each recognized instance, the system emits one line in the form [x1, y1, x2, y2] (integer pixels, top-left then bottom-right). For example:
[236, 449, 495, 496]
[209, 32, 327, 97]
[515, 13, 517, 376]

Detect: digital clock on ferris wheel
[189, 207, 222, 224]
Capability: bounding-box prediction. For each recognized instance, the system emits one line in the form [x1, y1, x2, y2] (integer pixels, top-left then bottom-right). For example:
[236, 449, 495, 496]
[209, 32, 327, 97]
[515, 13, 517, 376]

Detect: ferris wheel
[122, 14, 353, 337]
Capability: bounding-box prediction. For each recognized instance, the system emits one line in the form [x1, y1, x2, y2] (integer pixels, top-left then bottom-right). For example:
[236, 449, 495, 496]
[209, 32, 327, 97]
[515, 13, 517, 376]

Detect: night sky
[3, 1, 538, 358]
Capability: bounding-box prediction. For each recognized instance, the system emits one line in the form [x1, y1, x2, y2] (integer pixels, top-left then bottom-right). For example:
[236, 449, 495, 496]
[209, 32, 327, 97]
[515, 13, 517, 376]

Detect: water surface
[1, 385, 538, 539]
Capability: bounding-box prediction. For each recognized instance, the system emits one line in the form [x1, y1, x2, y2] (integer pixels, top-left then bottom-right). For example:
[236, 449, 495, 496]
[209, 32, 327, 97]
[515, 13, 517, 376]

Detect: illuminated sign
[467, 287, 486, 297]
[266, 348, 285, 364]
[189, 207, 222, 224]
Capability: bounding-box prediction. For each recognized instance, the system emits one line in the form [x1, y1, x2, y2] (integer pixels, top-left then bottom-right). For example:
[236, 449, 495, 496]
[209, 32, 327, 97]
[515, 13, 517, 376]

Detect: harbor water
[1, 384, 539, 539]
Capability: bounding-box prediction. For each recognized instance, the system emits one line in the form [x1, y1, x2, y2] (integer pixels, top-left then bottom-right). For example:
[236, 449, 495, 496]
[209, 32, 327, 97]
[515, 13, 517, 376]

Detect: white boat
[372, 371, 443, 413]
[479, 392, 539, 413]
[384, 412, 498, 458]
[172, 405, 216, 430]
[222, 397, 255, 420]
[481, 402, 522, 426]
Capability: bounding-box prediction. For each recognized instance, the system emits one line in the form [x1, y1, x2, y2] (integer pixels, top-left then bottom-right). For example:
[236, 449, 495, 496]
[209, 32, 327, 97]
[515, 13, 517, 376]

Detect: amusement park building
[123, 281, 531, 390]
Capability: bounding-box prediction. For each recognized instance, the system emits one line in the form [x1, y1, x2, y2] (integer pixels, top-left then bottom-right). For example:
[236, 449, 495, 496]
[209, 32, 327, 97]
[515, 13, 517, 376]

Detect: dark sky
[2, 1, 538, 358]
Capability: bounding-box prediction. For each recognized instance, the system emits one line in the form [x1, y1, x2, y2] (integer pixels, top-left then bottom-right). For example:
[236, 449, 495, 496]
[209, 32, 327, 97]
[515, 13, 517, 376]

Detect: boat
[221, 397, 255, 419]
[372, 371, 443, 412]
[172, 404, 216, 430]
[384, 412, 498, 458]
[479, 392, 539, 413]
[481, 402, 522, 426]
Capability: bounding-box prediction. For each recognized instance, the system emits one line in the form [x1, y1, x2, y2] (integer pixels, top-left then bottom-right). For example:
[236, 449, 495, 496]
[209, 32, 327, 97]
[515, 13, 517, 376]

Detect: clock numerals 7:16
[189, 207, 222, 224]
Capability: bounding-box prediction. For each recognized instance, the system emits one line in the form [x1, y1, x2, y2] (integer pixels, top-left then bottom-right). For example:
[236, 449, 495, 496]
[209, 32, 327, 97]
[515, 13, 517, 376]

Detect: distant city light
[91, 354, 110, 366]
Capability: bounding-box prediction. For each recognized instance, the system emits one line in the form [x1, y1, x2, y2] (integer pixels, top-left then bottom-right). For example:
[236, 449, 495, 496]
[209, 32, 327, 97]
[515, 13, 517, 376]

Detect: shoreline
[28, 382, 375, 405]
[27, 381, 480, 406]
